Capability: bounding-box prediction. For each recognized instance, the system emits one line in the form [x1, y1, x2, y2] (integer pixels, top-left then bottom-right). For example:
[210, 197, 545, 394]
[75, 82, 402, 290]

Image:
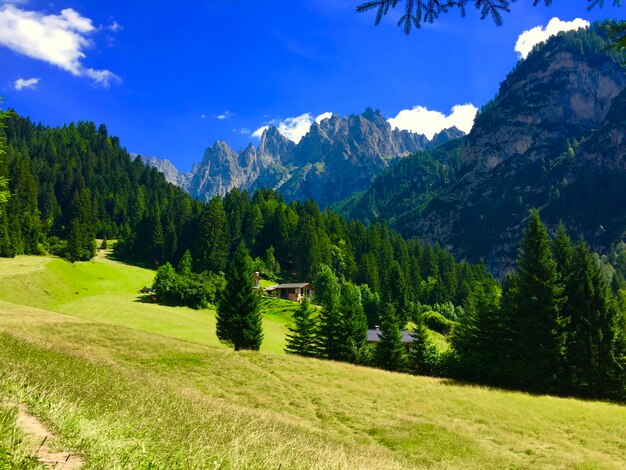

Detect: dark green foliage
[339, 282, 369, 363]
[0, 107, 9, 213]
[195, 197, 230, 274]
[452, 281, 508, 382]
[504, 210, 564, 393]
[177, 249, 193, 276]
[263, 246, 280, 277]
[285, 298, 318, 357]
[153, 262, 177, 302]
[562, 241, 623, 398]
[217, 243, 263, 351]
[314, 264, 343, 360]
[408, 320, 439, 376]
[360, 284, 381, 328]
[356, 1, 622, 35]
[153, 261, 224, 310]
[66, 188, 96, 262]
[375, 304, 408, 372]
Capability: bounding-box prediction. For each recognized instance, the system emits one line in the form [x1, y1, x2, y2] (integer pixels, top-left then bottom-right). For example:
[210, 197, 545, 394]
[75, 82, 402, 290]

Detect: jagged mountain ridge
[342, 24, 626, 276]
[133, 154, 192, 191]
[142, 110, 464, 208]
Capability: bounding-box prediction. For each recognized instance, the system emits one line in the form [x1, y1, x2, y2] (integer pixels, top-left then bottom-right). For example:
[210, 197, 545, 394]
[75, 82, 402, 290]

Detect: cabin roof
[273, 283, 313, 289]
[367, 329, 414, 343]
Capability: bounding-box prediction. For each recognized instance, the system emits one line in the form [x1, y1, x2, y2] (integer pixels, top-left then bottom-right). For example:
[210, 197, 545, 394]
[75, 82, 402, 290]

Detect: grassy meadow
[1, 254, 626, 468]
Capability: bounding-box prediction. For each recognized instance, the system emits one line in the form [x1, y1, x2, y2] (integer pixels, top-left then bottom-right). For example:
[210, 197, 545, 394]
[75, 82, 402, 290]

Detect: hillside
[340, 25, 626, 275]
[0, 253, 298, 354]
[0, 256, 625, 468]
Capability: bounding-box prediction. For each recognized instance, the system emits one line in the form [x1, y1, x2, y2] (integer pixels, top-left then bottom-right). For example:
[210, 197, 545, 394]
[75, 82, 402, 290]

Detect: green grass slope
[0, 254, 298, 354]
[0, 255, 625, 468]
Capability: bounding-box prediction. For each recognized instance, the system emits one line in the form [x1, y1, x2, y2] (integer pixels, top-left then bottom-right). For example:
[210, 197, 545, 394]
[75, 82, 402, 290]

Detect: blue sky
[1, 1, 624, 172]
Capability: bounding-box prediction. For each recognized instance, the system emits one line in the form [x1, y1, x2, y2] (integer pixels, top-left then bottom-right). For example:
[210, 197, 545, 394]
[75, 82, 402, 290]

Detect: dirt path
[16, 404, 84, 469]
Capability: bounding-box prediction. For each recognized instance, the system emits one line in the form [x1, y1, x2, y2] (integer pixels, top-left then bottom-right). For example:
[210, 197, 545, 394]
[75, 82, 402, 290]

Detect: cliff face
[404, 26, 626, 275]
[148, 109, 461, 205]
[135, 154, 192, 190]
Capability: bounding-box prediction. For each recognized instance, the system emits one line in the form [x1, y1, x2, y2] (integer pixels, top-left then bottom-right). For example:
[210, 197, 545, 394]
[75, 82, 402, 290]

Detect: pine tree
[0, 107, 9, 214]
[285, 298, 317, 356]
[507, 210, 564, 392]
[563, 241, 622, 398]
[217, 243, 263, 351]
[177, 249, 193, 276]
[452, 280, 507, 382]
[314, 264, 343, 359]
[196, 196, 230, 274]
[66, 188, 96, 262]
[385, 261, 409, 325]
[375, 303, 408, 372]
[339, 282, 368, 363]
[408, 319, 438, 376]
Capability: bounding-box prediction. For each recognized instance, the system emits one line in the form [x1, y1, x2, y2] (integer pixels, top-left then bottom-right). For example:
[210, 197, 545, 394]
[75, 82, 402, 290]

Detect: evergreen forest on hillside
[1, 101, 626, 401]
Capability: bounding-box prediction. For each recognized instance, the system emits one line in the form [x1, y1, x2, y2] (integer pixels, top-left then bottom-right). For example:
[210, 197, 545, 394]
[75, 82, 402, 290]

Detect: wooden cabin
[266, 283, 314, 302]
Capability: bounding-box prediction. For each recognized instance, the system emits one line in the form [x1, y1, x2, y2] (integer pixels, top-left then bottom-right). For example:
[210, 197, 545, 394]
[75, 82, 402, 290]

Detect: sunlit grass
[0, 255, 625, 468]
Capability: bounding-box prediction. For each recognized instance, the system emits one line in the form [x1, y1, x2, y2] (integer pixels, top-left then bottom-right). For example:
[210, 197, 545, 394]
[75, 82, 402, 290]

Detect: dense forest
[0, 111, 494, 316]
[1, 109, 625, 401]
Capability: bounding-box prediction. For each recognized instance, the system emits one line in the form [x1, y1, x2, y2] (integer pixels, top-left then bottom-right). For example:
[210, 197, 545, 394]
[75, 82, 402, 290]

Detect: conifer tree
[452, 280, 507, 382]
[0, 107, 9, 213]
[563, 241, 622, 398]
[217, 243, 263, 351]
[66, 188, 96, 262]
[196, 196, 230, 273]
[375, 303, 408, 372]
[314, 264, 343, 359]
[339, 282, 369, 363]
[285, 298, 318, 356]
[177, 249, 193, 276]
[408, 319, 438, 376]
[506, 210, 564, 392]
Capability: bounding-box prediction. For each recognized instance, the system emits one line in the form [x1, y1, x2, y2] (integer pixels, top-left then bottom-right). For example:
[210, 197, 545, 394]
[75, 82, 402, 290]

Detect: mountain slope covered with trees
[341, 24, 626, 275]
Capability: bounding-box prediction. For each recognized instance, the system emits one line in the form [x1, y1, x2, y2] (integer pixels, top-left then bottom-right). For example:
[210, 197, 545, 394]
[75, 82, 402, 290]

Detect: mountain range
[341, 24, 626, 275]
[139, 111, 464, 208]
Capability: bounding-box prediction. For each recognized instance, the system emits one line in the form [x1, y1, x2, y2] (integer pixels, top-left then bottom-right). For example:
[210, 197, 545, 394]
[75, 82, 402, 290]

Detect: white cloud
[200, 114, 206, 119]
[515, 17, 590, 60]
[14, 76, 39, 90]
[252, 125, 269, 139]
[388, 104, 477, 139]
[315, 112, 333, 124]
[0, 5, 120, 86]
[107, 20, 122, 32]
[216, 111, 233, 120]
[252, 112, 332, 143]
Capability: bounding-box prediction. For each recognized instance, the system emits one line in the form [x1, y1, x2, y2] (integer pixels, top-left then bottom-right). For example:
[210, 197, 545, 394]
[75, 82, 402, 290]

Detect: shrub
[421, 310, 457, 335]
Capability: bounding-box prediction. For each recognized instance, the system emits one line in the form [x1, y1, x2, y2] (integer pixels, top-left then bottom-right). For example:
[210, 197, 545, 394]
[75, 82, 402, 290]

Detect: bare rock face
[134, 154, 192, 191]
[405, 25, 626, 276]
[173, 109, 458, 207]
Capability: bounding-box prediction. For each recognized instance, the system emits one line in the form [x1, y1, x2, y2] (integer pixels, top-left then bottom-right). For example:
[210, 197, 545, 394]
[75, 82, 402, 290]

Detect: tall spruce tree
[563, 241, 622, 398]
[216, 243, 263, 351]
[339, 282, 369, 363]
[314, 264, 343, 359]
[375, 303, 408, 372]
[505, 210, 564, 393]
[452, 280, 507, 382]
[196, 196, 230, 274]
[408, 319, 438, 376]
[285, 298, 318, 357]
[177, 249, 193, 276]
[0, 107, 9, 213]
[66, 188, 96, 262]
